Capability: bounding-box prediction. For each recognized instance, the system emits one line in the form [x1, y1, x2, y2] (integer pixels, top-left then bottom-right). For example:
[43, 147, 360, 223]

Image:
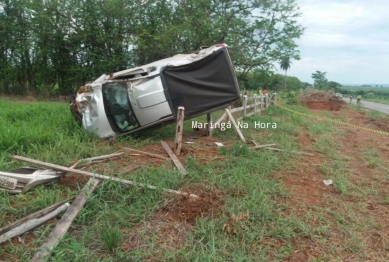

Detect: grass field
[358, 97, 389, 105]
[1, 97, 389, 261]
[338, 86, 389, 94]
[337, 86, 389, 105]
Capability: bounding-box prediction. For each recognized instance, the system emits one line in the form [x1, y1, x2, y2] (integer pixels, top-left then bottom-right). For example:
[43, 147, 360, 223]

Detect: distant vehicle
[335, 93, 343, 98]
[71, 44, 240, 138]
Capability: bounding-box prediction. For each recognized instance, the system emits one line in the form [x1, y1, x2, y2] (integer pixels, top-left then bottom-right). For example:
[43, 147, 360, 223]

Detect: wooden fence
[234, 93, 277, 120]
[208, 93, 277, 142]
[173, 93, 277, 154]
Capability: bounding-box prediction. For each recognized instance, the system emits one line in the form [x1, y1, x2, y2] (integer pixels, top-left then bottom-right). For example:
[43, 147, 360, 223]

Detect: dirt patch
[122, 183, 225, 259]
[59, 174, 89, 190]
[281, 157, 335, 208]
[295, 132, 314, 147]
[302, 100, 344, 111]
[282, 105, 389, 261]
[123, 214, 193, 255]
[300, 88, 342, 102]
[118, 140, 225, 257]
[299, 88, 346, 111]
[364, 117, 389, 132]
[161, 183, 225, 223]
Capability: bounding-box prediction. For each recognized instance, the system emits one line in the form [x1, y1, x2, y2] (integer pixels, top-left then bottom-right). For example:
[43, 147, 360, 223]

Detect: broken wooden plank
[11, 155, 198, 199]
[264, 147, 314, 156]
[0, 203, 70, 244]
[249, 143, 277, 149]
[225, 108, 246, 143]
[30, 178, 100, 262]
[74, 154, 122, 169]
[161, 141, 187, 175]
[82, 152, 123, 163]
[0, 198, 74, 236]
[251, 141, 276, 148]
[251, 141, 313, 156]
[120, 147, 169, 160]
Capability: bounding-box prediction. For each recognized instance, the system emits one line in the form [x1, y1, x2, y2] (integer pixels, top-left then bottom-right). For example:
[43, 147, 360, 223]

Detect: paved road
[342, 97, 389, 115]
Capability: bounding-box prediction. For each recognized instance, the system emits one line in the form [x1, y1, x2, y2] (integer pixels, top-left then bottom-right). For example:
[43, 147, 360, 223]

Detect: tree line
[242, 69, 308, 92]
[0, 0, 303, 95]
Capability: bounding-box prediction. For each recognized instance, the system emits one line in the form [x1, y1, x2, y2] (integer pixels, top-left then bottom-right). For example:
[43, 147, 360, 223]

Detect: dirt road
[343, 97, 389, 114]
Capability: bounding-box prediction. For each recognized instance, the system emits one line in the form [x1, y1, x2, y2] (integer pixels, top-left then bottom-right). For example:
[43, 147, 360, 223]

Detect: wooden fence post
[273, 93, 277, 105]
[253, 94, 257, 114]
[243, 95, 248, 118]
[174, 107, 185, 156]
[260, 94, 263, 115]
[266, 94, 269, 108]
[207, 112, 212, 137]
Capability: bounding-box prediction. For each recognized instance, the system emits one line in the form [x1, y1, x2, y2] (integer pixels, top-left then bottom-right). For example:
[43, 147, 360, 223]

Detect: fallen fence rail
[11, 155, 199, 200]
[31, 178, 100, 262]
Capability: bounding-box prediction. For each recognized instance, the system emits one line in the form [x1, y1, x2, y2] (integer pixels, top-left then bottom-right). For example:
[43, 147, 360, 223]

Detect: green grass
[361, 148, 382, 168]
[362, 97, 389, 105]
[1, 98, 389, 261]
[98, 222, 123, 252]
[338, 86, 389, 94]
[0, 99, 112, 170]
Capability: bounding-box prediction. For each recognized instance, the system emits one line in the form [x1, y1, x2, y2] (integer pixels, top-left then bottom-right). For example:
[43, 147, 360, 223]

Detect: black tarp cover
[160, 48, 240, 117]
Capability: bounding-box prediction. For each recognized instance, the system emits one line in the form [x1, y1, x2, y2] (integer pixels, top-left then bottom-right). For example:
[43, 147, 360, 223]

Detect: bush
[286, 97, 299, 105]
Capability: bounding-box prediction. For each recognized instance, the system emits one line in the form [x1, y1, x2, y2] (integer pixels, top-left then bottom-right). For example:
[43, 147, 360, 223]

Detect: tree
[311, 71, 328, 90]
[134, 0, 304, 77]
[0, 0, 304, 95]
[246, 69, 273, 90]
[302, 82, 311, 88]
[280, 56, 291, 91]
[328, 81, 341, 89]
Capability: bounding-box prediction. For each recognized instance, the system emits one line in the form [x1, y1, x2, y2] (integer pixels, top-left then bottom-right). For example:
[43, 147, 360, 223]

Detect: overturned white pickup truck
[71, 44, 241, 138]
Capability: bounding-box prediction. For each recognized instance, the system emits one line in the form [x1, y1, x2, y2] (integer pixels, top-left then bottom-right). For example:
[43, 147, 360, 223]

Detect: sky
[277, 0, 389, 85]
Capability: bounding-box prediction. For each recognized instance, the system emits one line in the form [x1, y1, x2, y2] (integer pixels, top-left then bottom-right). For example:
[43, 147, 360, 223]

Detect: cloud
[279, 0, 389, 84]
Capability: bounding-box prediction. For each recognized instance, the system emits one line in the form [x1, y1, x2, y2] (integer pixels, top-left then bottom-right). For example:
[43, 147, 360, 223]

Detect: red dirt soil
[300, 89, 346, 111]
[122, 183, 225, 256]
[282, 105, 389, 261]
[302, 100, 344, 111]
[160, 183, 225, 223]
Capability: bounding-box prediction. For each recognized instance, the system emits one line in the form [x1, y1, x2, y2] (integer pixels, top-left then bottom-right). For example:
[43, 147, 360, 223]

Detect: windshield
[102, 82, 139, 132]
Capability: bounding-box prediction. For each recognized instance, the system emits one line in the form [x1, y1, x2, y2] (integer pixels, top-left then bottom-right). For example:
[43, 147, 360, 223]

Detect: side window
[102, 82, 139, 132]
